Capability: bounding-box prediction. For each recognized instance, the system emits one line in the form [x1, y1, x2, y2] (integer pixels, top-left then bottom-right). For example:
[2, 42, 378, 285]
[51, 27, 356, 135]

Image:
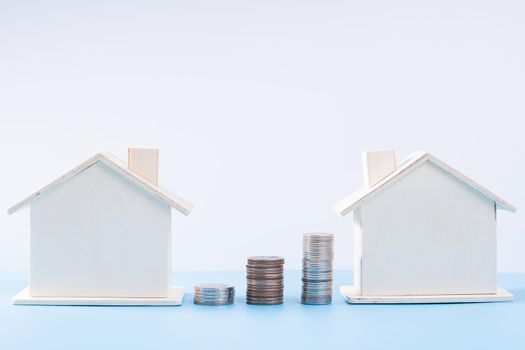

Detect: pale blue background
[1, 271, 524, 350]
[0, 0, 523, 273]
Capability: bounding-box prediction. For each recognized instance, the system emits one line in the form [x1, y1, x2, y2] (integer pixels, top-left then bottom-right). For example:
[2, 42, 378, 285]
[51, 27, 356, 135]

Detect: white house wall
[353, 207, 363, 294]
[361, 161, 497, 296]
[30, 161, 171, 298]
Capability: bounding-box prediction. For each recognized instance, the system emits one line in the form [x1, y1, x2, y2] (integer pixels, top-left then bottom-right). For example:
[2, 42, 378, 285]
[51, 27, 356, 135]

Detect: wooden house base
[12, 286, 185, 306]
[340, 285, 513, 304]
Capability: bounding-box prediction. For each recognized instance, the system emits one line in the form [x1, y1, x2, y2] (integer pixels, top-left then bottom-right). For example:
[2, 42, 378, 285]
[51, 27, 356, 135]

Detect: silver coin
[194, 294, 235, 298]
[301, 233, 334, 305]
[247, 256, 285, 265]
[195, 288, 235, 293]
[247, 291, 283, 296]
[302, 287, 332, 292]
[247, 274, 284, 278]
[194, 294, 235, 299]
[247, 278, 284, 283]
[195, 299, 235, 304]
[247, 299, 284, 305]
[195, 300, 235, 303]
[247, 287, 283, 291]
[194, 283, 236, 306]
[246, 297, 284, 301]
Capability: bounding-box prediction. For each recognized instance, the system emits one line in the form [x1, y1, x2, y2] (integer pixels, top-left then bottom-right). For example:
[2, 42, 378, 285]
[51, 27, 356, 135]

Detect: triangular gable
[7, 152, 193, 216]
[333, 152, 516, 217]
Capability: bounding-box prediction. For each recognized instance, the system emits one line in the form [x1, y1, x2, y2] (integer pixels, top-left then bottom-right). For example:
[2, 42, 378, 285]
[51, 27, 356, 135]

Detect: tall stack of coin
[302, 233, 334, 304]
[194, 283, 235, 305]
[246, 256, 285, 305]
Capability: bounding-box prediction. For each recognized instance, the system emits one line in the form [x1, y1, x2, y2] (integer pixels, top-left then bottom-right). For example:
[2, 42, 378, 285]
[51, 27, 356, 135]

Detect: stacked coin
[246, 256, 285, 305]
[302, 233, 334, 304]
[194, 283, 235, 305]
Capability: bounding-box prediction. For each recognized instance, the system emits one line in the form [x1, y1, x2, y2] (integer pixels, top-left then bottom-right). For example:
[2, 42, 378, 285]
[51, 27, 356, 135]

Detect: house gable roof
[333, 152, 516, 217]
[7, 152, 193, 216]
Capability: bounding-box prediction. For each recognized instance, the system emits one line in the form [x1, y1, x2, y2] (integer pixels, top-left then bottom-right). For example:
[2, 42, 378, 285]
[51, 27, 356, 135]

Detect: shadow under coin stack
[194, 283, 235, 305]
[246, 256, 285, 305]
[302, 233, 334, 304]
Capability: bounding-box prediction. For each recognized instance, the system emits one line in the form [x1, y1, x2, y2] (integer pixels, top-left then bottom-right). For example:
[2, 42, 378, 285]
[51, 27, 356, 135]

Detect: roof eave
[333, 152, 517, 216]
[7, 152, 194, 216]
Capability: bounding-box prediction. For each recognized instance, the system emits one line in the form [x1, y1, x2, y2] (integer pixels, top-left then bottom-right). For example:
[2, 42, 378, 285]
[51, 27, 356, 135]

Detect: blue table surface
[0, 271, 524, 350]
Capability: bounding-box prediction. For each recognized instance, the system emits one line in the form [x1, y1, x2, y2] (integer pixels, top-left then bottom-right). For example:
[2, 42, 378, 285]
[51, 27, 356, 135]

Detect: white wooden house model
[8, 148, 193, 306]
[334, 150, 516, 304]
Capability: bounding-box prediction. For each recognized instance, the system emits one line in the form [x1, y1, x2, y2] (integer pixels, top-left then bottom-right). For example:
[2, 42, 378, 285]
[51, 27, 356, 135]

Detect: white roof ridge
[333, 152, 516, 217]
[7, 152, 194, 216]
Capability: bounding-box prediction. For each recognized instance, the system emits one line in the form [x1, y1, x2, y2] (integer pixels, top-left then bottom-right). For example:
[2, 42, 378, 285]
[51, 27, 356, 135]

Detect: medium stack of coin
[246, 256, 285, 305]
[302, 233, 334, 305]
[194, 283, 235, 305]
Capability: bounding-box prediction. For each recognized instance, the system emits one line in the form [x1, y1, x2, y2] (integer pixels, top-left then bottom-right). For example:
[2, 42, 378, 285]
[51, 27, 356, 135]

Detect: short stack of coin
[194, 283, 235, 305]
[302, 233, 334, 305]
[246, 256, 285, 305]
